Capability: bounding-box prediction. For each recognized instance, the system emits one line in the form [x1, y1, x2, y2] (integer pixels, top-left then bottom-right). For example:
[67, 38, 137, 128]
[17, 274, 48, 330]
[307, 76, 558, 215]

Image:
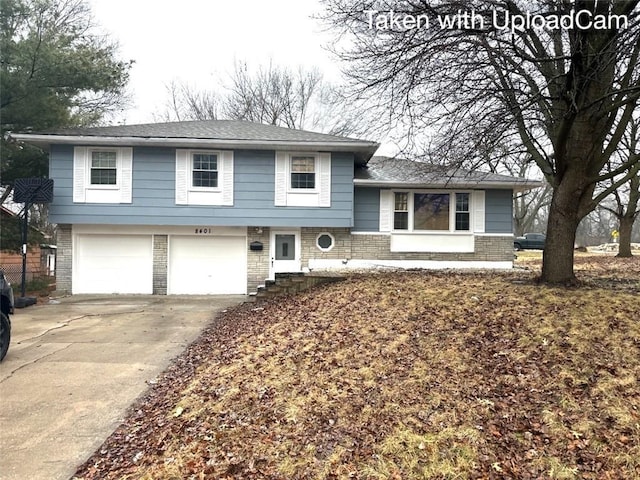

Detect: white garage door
[74, 234, 153, 294]
[168, 236, 247, 294]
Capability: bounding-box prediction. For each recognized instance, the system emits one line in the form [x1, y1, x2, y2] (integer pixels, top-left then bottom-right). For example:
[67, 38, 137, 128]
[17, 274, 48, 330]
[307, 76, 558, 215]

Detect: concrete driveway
[0, 294, 245, 480]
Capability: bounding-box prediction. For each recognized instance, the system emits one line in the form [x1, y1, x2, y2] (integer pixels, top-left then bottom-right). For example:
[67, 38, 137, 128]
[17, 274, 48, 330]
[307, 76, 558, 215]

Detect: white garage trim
[73, 234, 153, 294]
[168, 235, 248, 295]
[72, 224, 246, 237]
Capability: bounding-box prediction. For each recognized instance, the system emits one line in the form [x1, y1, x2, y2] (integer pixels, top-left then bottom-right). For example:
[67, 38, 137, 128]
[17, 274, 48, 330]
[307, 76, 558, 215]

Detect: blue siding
[351, 187, 513, 234]
[485, 189, 514, 233]
[49, 146, 355, 227]
[353, 187, 380, 231]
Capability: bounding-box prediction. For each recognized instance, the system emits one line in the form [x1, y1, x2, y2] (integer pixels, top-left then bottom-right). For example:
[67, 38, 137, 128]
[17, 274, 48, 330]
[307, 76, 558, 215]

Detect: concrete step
[250, 273, 345, 302]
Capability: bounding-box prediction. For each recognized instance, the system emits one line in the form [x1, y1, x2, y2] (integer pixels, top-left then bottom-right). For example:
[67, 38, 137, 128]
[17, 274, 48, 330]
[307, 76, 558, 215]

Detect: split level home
[12, 120, 539, 295]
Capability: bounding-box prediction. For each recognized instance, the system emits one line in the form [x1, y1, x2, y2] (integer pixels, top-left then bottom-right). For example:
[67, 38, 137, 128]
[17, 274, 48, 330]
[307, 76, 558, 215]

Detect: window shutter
[221, 150, 234, 206]
[73, 146, 87, 203]
[274, 151, 287, 206]
[473, 190, 485, 233]
[318, 152, 331, 207]
[379, 189, 393, 232]
[175, 149, 189, 205]
[119, 147, 133, 203]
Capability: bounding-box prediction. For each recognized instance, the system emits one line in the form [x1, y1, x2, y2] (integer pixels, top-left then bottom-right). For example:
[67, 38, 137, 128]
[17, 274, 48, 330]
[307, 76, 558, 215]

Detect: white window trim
[390, 189, 474, 234]
[275, 151, 331, 207]
[88, 149, 119, 190]
[316, 232, 336, 252]
[73, 146, 132, 203]
[176, 149, 233, 206]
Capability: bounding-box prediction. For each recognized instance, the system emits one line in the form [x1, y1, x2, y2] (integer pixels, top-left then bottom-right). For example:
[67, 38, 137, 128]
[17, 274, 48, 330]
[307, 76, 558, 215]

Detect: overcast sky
[88, 0, 340, 125]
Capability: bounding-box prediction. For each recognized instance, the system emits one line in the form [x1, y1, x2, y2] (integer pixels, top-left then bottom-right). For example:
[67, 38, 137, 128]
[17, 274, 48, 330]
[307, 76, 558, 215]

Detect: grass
[75, 255, 640, 480]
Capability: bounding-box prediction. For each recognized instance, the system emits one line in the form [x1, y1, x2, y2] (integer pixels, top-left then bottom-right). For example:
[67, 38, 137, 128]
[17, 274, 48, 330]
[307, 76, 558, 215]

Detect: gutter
[353, 178, 544, 192]
[9, 133, 380, 153]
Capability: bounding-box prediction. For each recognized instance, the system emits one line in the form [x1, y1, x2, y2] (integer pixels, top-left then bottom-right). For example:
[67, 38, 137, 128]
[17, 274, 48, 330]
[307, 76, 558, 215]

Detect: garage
[74, 234, 153, 294]
[168, 236, 247, 294]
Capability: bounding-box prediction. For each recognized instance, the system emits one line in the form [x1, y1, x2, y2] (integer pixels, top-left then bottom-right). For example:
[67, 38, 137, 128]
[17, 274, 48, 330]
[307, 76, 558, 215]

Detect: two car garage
[72, 229, 248, 295]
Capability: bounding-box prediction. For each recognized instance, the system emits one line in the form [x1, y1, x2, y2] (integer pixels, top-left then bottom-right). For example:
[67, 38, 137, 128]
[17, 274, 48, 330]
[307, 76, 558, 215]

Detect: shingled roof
[355, 157, 542, 191]
[11, 120, 380, 163]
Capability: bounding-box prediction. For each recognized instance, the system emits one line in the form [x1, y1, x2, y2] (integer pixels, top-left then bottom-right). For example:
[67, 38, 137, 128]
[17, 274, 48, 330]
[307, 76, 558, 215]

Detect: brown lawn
[75, 255, 640, 480]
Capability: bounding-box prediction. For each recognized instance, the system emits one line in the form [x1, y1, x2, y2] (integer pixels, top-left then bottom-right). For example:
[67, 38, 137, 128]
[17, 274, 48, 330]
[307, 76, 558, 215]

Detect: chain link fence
[0, 264, 40, 284]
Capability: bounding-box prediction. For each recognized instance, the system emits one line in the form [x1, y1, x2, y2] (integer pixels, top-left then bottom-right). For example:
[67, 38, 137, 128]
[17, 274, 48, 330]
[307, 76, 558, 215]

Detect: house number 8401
[195, 228, 213, 234]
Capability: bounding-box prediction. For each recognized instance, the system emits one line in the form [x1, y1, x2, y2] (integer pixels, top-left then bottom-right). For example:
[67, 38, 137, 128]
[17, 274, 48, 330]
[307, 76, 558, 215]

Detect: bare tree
[157, 61, 370, 137]
[514, 182, 552, 237]
[155, 81, 221, 122]
[595, 117, 640, 256]
[222, 61, 320, 128]
[577, 208, 617, 246]
[611, 173, 640, 256]
[323, 0, 640, 284]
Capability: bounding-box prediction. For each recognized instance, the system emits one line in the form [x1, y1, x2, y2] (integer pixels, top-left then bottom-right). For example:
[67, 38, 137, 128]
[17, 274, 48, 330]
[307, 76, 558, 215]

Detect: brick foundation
[350, 234, 513, 262]
[299, 229, 514, 269]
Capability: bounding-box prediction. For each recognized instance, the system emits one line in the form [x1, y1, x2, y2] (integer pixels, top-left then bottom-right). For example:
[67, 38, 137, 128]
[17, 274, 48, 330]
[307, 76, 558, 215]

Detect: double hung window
[274, 151, 330, 207]
[394, 192, 409, 230]
[455, 193, 470, 231]
[192, 153, 218, 188]
[175, 149, 233, 206]
[90, 151, 117, 186]
[290, 156, 316, 189]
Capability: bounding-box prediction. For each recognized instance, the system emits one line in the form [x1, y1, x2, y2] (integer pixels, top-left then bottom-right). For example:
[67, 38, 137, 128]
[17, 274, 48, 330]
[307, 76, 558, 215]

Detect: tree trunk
[616, 215, 634, 257]
[541, 181, 582, 284]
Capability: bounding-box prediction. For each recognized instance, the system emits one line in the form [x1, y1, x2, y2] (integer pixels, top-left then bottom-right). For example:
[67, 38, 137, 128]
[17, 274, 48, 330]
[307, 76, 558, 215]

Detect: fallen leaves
[74, 256, 640, 480]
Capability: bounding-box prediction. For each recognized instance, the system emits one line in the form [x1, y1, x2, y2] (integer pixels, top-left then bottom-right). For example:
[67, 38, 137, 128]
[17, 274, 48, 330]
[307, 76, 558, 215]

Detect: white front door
[270, 230, 301, 278]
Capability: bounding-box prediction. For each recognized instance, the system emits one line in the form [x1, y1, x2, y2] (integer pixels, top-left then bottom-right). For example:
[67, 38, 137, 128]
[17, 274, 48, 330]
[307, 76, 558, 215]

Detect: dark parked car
[1, 270, 14, 361]
[514, 233, 546, 251]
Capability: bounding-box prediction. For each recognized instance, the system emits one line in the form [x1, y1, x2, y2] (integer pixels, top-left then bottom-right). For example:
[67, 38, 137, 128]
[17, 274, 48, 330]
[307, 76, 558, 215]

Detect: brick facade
[474, 235, 515, 262]
[350, 234, 513, 262]
[300, 227, 352, 268]
[152, 235, 168, 295]
[54, 224, 72, 294]
[247, 227, 271, 291]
